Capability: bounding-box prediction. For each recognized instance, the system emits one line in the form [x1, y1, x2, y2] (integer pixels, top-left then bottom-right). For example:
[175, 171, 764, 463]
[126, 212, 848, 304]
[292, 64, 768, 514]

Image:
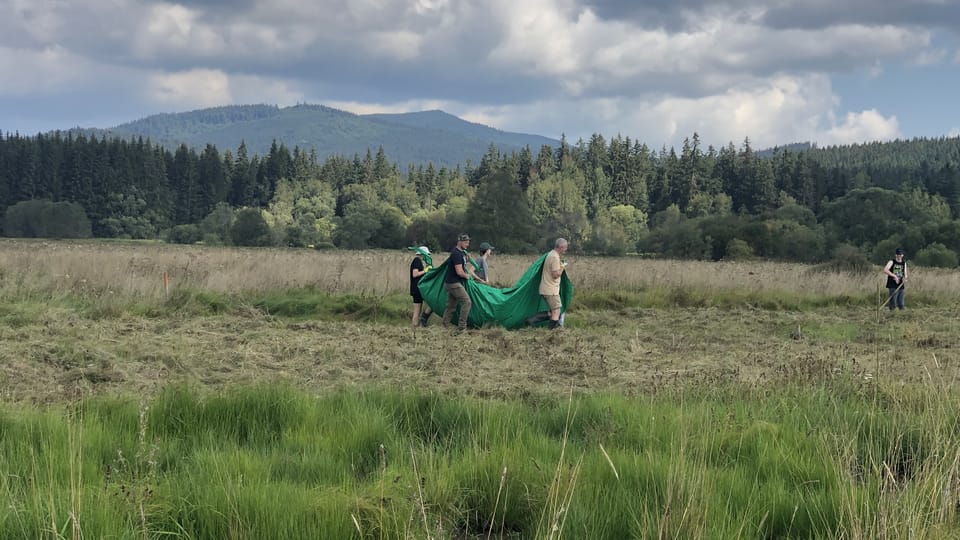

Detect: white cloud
[229, 74, 305, 106]
[486, 1, 929, 100]
[949, 128, 960, 138]
[820, 110, 900, 145]
[913, 48, 946, 65]
[147, 68, 305, 110]
[135, 3, 225, 58]
[148, 68, 232, 108]
[364, 30, 424, 61]
[448, 74, 900, 148]
[325, 99, 449, 115]
[0, 45, 98, 95]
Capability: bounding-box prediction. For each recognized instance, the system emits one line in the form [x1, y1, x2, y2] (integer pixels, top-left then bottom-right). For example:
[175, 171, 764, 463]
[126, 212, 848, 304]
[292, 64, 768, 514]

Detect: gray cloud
[0, 0, 952, 146]
[583, 0, 960, 31]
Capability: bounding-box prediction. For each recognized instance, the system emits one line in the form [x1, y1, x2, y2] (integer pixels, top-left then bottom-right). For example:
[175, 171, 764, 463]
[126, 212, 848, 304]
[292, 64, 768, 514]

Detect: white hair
[555, 238, 568, 248]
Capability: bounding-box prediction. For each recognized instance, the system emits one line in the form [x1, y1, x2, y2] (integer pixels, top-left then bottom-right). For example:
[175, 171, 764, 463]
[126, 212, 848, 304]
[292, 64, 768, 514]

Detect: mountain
[756, 141, 815, 158]
[69, 104, 559, 168]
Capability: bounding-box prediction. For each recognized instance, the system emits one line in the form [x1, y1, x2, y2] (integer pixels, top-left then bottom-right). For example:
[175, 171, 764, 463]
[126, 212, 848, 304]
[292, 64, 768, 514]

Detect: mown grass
[3, 381, 960, 539]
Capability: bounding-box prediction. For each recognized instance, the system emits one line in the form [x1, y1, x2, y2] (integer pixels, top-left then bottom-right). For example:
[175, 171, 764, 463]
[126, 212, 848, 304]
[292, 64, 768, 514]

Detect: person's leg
[545, 295, 562, 329]
[442, 284, 458, 326]
[420, 306, 432, 326]
[896, 289, 906, 309]
[450, 284, 472, 329]
[887, 288, 897, 311]
[412, 302, 422, 327]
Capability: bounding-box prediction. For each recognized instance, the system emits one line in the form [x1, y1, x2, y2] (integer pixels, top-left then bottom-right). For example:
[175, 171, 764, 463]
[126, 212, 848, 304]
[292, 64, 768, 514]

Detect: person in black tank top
[882, 248, 908, 310]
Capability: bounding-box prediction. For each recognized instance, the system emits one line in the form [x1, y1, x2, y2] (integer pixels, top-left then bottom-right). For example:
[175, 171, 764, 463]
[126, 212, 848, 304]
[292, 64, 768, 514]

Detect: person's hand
[894, 276, 900, 284]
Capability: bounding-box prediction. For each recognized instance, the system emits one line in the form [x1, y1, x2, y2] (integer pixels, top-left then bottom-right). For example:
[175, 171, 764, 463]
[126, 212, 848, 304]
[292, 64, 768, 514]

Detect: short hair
[555, 238, 568, 248]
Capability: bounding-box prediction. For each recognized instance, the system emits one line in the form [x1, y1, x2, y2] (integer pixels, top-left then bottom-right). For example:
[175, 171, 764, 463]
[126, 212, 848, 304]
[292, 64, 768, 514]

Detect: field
[3, 239, 960, 538]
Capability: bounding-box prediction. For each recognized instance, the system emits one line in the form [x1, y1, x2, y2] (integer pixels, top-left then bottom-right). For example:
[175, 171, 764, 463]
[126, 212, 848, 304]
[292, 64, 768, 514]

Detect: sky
[2, 0, 959, 150]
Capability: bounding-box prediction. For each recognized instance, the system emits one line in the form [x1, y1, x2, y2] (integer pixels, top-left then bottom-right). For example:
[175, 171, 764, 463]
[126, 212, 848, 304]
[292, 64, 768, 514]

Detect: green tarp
[418, 252, 573, 329]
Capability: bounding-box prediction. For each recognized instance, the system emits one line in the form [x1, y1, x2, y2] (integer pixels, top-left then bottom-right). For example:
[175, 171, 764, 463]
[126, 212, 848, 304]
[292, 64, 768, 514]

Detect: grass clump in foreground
[3, 380, 960, 539]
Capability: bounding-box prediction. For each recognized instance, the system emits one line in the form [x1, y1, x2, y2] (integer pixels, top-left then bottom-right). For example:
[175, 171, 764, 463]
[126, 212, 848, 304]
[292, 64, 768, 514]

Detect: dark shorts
[411, 289, 424, 304]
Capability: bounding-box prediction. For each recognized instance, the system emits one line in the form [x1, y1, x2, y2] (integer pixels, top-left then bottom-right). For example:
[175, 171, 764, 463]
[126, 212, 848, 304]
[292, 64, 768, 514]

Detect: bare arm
[883, 261, 900, 283]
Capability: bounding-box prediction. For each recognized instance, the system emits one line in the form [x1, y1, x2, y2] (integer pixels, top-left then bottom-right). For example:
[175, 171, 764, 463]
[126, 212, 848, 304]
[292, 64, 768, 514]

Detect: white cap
[419, 246, 431, 254]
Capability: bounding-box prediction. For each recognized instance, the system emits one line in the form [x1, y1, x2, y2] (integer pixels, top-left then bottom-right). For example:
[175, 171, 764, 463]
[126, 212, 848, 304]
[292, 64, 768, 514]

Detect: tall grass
[4, 381, 960, 538]
[2, 239, 960, 306]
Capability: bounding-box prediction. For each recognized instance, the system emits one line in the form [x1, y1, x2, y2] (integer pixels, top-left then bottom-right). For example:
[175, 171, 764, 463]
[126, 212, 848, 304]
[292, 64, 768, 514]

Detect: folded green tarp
[418, 252, 573, 329]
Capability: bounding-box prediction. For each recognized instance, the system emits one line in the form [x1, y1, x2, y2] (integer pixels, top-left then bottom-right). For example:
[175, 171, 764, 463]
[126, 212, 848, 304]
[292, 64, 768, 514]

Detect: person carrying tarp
[416, 241, 573, 330]
[475, 242, 494, 283]
[442, 233, 474, 331]
[408, 245, 434, 327]
[526, 238, 569, 329]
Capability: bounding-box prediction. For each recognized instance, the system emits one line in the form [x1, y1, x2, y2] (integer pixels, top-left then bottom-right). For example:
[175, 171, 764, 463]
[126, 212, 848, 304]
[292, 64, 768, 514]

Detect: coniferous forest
[2, 129, 960, 267]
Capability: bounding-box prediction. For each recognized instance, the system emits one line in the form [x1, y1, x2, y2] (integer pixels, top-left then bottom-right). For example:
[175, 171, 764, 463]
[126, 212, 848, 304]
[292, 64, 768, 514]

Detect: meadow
[3, 238, 960, 538]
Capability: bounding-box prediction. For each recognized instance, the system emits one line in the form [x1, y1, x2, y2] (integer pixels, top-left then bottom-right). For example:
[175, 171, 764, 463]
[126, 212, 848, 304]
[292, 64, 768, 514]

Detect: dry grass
[3, 239, 960, 301]
[2, 239, 960, 405]
[3, 302, 959, 405]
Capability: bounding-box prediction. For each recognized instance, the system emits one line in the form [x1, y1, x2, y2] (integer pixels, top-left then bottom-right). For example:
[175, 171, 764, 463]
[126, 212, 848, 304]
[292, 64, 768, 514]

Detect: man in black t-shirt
[442, 234, 473, 330]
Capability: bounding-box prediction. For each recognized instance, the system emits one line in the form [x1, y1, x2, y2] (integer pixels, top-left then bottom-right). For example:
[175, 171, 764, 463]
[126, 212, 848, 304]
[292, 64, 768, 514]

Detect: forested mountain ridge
[66, 104, 559, 168]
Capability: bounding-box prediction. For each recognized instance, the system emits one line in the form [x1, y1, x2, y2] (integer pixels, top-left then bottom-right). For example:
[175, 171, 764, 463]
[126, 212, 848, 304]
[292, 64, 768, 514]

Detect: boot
[525, 312, 550, 327]
[548, 319, 561, 330]
[419, 312, 431, 327]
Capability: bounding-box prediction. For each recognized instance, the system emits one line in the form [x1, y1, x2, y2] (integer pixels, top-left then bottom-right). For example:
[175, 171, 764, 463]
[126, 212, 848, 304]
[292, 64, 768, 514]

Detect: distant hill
[756, 142, 815, 158]
[68, 104, 559, 168]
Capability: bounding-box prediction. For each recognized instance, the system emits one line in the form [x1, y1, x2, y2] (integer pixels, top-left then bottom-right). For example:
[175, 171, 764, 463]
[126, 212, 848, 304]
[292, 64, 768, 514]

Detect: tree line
[1, 130, 960, 267]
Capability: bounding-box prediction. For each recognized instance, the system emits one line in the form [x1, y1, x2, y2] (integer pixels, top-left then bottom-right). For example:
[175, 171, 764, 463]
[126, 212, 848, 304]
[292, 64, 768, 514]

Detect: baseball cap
[419, 245, 431, 255]
[458, 233, 471, 241]
[479, 242, 494, 251]
[895, 247, 904, 254]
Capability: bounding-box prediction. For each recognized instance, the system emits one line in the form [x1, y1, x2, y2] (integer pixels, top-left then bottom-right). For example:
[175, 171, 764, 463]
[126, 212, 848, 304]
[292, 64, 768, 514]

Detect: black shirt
[445, 248, 466, 284]
[886, 259, 906, 289]
[410, 257, 425, 295]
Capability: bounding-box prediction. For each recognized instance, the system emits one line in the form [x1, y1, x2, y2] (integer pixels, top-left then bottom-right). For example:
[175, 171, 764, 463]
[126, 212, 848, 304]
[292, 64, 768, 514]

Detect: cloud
[949, 128, 960, 138]
[149, 69, 232, 108]
[326, 99, 450, 116]
[0, 0, 948, 145]
[147, 69, 305, 109]
[0, 45, 110, 96]
[448, 74, 900, 148]
[820, 110, 901, 145]
[913, 48, 946, 65]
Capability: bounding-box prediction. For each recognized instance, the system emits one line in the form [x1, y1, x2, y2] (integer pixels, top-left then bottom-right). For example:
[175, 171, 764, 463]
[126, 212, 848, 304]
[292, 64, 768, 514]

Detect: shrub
[812, 243, 873, 274]
[165, 224, 202, 244]
[914, 243, 958, 268]
[230, 208, 273, 247]
[4, 199, 92, 238]
[725, 238, 754, 261]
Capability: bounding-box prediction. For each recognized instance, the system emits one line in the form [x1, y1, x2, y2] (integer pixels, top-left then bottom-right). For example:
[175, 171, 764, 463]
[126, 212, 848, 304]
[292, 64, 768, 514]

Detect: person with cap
[475, 242, 495, 283]
[442, 233, 473, 331]
[409, 245, 434, 327]
[883, 247, 908, 311]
